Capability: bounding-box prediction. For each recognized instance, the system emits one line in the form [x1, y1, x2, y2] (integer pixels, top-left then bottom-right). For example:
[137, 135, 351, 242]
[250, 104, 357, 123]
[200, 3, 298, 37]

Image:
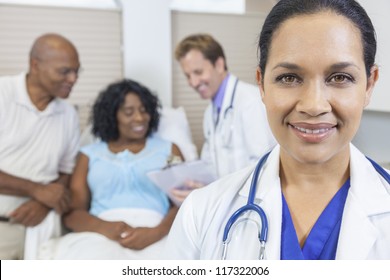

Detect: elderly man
[0, 33, 81, 259]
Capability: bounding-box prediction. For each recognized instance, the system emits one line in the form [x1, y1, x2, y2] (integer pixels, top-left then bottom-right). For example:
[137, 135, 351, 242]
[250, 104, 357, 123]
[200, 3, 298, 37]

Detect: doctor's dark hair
[91, 79, 161, 142]
[175, 34, 228, 71]
[258, 0, 376, 78]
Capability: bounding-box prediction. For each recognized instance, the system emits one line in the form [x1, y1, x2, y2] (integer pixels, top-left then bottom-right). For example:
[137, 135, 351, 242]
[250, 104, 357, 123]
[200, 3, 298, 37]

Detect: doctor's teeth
[294, 126, 330, 134]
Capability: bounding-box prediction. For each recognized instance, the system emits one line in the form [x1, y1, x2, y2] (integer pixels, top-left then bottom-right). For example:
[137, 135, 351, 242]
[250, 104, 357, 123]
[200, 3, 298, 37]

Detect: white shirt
[0, 72, 80, 215]
[165, 144, 390, 259]
[201, 74, 276, 178]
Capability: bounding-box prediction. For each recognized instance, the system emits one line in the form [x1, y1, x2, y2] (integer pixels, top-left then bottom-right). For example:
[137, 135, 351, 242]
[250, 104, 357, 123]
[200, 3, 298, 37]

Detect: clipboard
[147, 160, 217, 206]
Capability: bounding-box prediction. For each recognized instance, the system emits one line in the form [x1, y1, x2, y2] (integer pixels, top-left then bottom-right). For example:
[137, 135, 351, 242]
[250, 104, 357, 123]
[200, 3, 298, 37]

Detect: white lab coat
[165, 144, 390, 259]
[201, 74, 276, 178]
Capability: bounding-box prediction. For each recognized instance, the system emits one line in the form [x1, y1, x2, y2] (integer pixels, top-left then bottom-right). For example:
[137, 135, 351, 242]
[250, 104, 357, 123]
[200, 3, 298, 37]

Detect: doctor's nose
[188, 75, 200, 88]
[295, 82, 332, 116]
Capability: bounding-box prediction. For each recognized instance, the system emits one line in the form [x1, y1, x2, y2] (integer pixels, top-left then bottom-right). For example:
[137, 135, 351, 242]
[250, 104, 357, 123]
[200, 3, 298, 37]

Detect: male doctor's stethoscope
[221, 152, 390, 260]
[211, 78, 239, 148]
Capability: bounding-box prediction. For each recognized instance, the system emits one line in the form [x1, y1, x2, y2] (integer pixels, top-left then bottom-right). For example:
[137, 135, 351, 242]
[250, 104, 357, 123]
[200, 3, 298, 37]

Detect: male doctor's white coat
[165, 144, 390, 259]
[201, 74, 276, 178]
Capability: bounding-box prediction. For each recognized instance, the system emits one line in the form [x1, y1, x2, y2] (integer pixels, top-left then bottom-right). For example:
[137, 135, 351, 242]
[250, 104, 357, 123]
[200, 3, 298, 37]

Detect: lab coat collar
[214, 74, 237, 127]
[336, 144, 390, 259]
[349, 143, 390, 215]
[238, 145, 281, 201]
[206, 75, 237, 132]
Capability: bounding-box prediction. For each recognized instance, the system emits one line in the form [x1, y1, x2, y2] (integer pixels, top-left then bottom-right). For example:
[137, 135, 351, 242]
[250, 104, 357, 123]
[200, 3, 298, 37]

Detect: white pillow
[80, 106, 198, 162]
[155, 106, 198, 161]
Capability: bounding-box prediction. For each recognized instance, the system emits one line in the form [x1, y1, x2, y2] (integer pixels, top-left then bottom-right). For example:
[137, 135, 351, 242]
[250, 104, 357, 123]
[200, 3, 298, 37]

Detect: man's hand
[9, 200, 50, 227]
[32, 182, 70, 214]
[170, 180, 205, 203]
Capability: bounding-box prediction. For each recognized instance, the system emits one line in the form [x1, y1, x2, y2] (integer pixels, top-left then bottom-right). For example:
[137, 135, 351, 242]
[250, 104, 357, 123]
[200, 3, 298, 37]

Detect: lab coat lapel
[217, 75, 236, 130]
[205, 105, 215, 138]
[336, 144, 390, 259]
[204, 105, 216, 161]
[238, 146, 282, 259]
[336, 194, 378, 259]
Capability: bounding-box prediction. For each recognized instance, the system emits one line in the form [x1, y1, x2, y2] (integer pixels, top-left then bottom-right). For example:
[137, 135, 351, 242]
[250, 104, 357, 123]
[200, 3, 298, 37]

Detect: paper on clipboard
[147, 160, 217, 206]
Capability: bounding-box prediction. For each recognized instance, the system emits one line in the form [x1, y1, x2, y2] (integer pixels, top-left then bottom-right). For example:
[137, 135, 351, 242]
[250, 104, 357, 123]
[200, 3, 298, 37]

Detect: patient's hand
[97, 221, 158, 250]
[118, 227, 161, 250]
[98, 220, 132, 241]
[170, 180, 205, 203]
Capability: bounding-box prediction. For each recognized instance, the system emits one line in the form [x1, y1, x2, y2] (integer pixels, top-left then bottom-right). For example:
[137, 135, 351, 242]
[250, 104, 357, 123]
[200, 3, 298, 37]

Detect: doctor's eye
[275, 74, 302, 85]
[327, 73, 355, 85]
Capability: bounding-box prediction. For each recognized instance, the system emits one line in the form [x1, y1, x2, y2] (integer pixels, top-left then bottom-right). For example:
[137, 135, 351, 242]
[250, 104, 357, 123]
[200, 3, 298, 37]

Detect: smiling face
[258, 11, 378, 165]
[179, 49, 226, 100]
[116, 92, 151, 142]
[32, 41, 80, 100]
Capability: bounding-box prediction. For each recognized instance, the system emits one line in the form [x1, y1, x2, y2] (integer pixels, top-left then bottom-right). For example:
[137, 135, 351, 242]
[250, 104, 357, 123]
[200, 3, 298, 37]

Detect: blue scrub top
[281, 179, 350, 260]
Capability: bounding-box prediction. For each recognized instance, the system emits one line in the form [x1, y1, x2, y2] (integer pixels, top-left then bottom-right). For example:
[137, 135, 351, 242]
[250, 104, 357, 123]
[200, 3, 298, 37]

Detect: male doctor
[171, 34, 276, 201]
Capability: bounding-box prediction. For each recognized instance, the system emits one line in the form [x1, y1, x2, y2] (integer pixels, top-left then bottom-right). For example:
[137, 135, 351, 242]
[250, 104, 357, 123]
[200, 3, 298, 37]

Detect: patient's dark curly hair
[91, 79, 161, 142]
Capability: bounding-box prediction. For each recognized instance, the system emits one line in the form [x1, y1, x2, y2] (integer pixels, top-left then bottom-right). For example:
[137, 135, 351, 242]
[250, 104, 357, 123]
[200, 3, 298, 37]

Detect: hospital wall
[352, 111, 390, 168]
[351, 0, 390, 167]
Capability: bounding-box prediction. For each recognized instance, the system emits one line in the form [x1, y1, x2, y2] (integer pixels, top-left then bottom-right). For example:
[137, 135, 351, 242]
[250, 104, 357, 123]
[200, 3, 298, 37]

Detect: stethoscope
[213, 78, 239, 148]
[220, 78, 238, 122]
[221, 152, 390, 260]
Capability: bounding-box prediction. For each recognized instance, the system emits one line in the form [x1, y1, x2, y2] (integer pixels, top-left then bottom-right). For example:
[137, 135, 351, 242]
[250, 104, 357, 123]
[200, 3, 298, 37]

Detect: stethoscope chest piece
[221, 214, 267, 260]
[221, 152, 270, 260]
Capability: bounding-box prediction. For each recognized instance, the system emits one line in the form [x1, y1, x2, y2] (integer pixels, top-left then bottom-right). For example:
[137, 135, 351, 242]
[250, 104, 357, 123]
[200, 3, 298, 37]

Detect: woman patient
[40, 79, 183, 259]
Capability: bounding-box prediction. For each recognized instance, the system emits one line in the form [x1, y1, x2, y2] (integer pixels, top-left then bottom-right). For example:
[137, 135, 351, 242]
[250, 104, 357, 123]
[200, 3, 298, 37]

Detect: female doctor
[164, 0, 390, 260]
